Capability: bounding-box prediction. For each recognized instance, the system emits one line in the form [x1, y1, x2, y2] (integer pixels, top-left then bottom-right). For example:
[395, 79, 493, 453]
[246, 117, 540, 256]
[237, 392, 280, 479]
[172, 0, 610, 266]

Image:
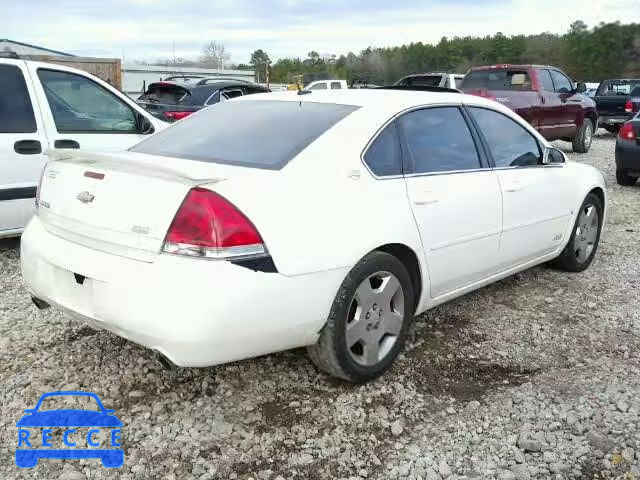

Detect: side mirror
[575, 82, 587, 94]
[137, 114, 155, 135]
[544, 147, 566, 164]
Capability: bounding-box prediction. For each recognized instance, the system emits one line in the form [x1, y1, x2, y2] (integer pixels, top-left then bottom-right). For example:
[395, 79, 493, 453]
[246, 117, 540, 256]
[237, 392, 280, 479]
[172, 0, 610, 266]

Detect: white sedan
[21, 89, 606, 383]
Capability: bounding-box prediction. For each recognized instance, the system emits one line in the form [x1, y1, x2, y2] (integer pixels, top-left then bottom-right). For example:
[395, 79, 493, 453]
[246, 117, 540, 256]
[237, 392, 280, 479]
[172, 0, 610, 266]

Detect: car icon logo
[76, 191, 95, 204]
[15, 391, 124, 468]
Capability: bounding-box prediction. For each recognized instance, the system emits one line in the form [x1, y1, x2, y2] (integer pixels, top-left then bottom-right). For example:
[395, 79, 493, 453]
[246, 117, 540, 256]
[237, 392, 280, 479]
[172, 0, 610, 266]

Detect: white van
[0, 56, 165, 237]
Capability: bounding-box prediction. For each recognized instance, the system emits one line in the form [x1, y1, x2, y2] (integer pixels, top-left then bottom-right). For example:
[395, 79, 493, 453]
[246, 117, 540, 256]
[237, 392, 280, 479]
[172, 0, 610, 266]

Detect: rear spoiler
[45, 149, 223, 186]
[376, 85, 461, 94]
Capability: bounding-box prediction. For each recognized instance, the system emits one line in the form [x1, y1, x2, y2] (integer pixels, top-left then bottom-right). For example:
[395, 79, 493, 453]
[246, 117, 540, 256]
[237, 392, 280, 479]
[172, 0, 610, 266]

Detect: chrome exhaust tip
[31, 296, 50, 310]
[155, 352, 177, 370]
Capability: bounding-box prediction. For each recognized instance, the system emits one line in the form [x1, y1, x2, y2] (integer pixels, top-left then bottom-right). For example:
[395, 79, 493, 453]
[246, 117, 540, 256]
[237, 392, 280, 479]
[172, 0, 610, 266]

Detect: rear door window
[469, 107, 541, 168]
[131, 100, 359, 170]
[0, 64, 37, 133]
[331, 82, 342, 90]
[461, 69, 533, 91]
[549, 70, 573, 94]
[363, 122, 402, 176]
[398, 107, 481, 174]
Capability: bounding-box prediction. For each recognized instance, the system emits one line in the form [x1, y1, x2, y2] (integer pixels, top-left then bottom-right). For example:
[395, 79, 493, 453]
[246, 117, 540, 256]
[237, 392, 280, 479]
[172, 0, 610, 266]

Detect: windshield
[396, 75, 443, 87]
[596, 80, 640, 97]
[461, 69, 533, 91]
[131, 100, 360, 170]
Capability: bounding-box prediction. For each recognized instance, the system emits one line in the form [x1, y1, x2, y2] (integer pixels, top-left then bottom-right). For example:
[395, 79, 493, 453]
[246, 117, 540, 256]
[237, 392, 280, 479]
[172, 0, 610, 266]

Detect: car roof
[235, 88, 506, 116]
[149, 79, 264, 93]
[469, 64, 562, 71]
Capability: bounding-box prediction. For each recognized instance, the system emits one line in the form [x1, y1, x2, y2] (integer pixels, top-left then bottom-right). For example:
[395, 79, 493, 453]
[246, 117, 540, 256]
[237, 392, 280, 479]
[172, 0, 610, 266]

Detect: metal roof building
[0, 39, 74, 57]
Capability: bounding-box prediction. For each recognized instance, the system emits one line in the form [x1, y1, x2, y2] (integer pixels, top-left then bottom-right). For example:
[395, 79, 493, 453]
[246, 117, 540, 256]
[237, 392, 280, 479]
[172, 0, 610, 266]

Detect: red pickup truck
[460, 65, 598, 153]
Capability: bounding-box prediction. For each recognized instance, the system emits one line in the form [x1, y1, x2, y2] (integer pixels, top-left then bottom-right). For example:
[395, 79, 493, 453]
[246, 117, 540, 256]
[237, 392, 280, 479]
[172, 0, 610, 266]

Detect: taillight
[162, 187, 266, 260]
[35, 165, 46, 209]
[619, 122, 637, 141]
[625, 100, 633, 113]
[162, 111, 193, 121]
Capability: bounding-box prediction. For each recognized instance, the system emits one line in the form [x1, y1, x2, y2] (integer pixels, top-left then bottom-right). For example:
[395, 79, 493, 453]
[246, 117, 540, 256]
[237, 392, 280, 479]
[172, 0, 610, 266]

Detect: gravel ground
[1, 133, 639, 480]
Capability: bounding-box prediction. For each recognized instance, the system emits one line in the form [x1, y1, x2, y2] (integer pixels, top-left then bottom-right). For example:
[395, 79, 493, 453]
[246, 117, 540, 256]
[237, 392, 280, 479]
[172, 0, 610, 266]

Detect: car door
[467, 106, 575, 268]
[549, 69, 580, 138]
[535, 68, 564, 139]
[0, 61, 49, 233]
[398, 106, 503, 297]
[28, 65, 153, 152]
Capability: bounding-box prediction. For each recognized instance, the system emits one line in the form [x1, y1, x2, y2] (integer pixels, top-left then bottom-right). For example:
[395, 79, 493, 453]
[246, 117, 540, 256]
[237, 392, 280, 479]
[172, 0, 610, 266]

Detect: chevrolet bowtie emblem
[76, 191, 95, 204]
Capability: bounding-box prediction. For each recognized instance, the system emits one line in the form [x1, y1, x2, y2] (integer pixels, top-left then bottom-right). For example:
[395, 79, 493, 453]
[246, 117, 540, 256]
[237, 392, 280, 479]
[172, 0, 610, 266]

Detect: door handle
[413, 191, 439, 205]
[14, 140, 42, 155]
[54, 139, 80, 149]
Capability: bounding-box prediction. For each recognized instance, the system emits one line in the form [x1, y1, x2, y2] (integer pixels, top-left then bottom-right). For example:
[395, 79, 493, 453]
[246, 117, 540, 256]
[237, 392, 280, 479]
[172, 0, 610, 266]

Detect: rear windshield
[396, 75, 443, 87]
[131, 100, 359, 170]
[138, 83, 189, 104]
[461, 69, 533, 91]
[596, 80, 640, 97]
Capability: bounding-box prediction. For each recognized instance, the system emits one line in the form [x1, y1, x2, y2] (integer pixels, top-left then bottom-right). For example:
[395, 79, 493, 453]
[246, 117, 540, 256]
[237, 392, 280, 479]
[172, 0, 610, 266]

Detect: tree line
[143, 21, 640, 85]
[259, 21, 640, 85]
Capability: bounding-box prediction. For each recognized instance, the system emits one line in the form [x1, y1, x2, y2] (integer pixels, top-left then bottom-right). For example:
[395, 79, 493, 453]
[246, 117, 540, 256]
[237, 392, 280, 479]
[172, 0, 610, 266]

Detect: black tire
[604, 125, 620, 135]
[572, 119, 594, 153]
[307, 251, 414, 383]
[549, 192, 603, 272]
[616, 168, 638, 186]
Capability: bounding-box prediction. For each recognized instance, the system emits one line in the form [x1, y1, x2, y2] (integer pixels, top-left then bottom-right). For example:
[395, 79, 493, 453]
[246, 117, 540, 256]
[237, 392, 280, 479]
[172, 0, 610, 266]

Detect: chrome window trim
[360, 103, 564, 180]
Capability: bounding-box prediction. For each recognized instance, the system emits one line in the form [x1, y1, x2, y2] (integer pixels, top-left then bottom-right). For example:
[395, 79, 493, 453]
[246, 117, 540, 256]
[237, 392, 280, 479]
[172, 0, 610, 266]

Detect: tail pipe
[31, 296, 50, 310]
[155, 352, 178, 370]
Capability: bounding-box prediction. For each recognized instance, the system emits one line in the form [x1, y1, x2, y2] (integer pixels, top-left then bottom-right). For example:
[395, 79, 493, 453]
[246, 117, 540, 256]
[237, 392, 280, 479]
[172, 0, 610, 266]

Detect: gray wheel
[346, 271, 405, 366]
[549, 192, 603, 272]
[572, 119, 594, 153]
[307, 251, 414, 383]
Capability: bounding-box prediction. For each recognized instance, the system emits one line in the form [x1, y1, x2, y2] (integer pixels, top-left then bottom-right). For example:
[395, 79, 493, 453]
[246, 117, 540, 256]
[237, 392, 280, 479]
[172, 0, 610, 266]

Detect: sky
[3, 0, 640, 64]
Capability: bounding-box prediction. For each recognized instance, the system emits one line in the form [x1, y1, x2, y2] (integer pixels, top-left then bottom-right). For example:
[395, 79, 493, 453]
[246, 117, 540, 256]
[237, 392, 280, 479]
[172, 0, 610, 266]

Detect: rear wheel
[307, 251, 414, 383]
[604, 125, 620, 135]
[572, 119, 594, 153]
[616, 168, 638, 186]
[549, 192, 603, 272]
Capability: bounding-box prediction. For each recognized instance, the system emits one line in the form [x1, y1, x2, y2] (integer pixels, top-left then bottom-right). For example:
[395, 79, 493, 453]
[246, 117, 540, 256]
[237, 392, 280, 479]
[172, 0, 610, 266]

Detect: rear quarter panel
[210, 105, 426, 278]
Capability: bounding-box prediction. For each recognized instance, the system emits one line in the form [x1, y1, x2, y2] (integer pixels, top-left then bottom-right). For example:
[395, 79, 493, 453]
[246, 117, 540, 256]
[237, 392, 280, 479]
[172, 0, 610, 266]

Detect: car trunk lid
[37, 151, 225, 262]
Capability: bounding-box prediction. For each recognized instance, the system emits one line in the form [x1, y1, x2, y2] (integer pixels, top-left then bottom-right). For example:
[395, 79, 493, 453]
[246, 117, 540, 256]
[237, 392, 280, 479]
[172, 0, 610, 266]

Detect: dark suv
[136, 80, 269, 122]
[460, 65, 597, 153]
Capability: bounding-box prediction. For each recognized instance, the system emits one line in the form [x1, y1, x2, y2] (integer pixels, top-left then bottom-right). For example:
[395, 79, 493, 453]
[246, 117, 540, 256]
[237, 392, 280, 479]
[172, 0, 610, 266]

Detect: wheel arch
[374, 243, 423, 315]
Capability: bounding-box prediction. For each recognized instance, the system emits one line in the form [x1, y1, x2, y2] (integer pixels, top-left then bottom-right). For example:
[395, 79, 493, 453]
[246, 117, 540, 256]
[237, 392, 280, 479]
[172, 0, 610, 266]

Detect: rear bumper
[599, 114, 633, 126]
[615, 140, 640, 173]
[21, 217, 346, 367]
